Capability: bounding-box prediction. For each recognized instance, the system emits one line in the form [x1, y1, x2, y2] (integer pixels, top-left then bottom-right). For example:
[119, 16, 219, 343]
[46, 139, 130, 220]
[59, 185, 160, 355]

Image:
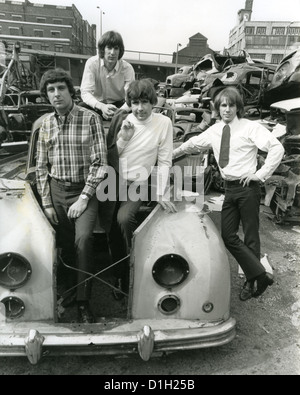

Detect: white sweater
[117, 112, 173, 196]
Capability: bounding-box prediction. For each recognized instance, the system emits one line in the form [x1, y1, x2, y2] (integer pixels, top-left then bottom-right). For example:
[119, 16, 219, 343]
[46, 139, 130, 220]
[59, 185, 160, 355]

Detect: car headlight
[152, 254, 189, 288]
[1, 296, 25, 319]
[0, 252, 32, 290]
[158, 295, 181, 315]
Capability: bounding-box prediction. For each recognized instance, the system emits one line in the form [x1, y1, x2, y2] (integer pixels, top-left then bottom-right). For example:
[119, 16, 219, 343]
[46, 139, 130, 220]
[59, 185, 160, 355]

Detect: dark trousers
[221, 182, 265, 281]
[50, 179, 98, 301]
[108, 181, 148, 280]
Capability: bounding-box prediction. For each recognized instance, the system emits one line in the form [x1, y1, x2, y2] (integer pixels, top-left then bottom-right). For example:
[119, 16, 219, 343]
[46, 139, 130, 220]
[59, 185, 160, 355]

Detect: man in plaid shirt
[36, 68, 108, 323]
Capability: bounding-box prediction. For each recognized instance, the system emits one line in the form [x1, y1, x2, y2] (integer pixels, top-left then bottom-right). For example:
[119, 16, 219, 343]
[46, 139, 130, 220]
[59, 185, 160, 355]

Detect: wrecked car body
[192, 51, 252, 79]
[263, 50, 300, 108]
[0, 42, 52, 153]
[199, 63, 276, 112]
[0, 88, 52, 150]
[166, 66, 193, 88]
[261, 98, 300, 224]
[0, 114, 236, 364]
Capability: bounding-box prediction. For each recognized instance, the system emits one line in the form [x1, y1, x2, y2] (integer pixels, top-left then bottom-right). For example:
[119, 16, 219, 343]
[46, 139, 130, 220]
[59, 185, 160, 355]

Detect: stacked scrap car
[261, 98, 300, 224]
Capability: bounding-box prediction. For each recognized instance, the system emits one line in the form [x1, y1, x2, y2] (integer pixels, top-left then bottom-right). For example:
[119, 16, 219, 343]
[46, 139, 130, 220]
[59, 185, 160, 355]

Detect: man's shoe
[239, 280, 254, 301]
[252, 272, 274, 298]
[77, 303, 95, 324]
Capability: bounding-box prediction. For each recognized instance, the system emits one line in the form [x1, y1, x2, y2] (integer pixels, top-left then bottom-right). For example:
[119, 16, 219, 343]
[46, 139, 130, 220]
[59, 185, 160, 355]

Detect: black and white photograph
[0, 0, 299, 377]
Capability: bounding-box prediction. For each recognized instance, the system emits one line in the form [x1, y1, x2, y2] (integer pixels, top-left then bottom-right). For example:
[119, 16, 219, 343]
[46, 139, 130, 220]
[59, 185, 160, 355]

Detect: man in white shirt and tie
[173, 87, 285, 301]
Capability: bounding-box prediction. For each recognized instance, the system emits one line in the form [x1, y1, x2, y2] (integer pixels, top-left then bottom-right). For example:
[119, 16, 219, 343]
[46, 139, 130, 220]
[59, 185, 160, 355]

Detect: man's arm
[156, 119, 177, 213]
[36, 125, 52, 210]
[80, 57, 100, 110]
[83, 115, 108, 197]
[251, 125, 285, 182]
[172, 129, 212, 160]
[35, 125, 59, 226]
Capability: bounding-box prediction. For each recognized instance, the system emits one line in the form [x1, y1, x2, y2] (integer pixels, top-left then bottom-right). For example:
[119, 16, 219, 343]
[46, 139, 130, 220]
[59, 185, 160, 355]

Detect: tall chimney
[245, 0, 253, 11]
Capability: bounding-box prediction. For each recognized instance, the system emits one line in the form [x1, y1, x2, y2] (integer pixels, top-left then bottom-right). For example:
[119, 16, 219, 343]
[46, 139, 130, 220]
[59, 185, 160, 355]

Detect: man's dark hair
[40, 68, 76, 101]
[98, 31, 125, 59]
[214, 87, 245, 119]
[126, 79, 158, 107]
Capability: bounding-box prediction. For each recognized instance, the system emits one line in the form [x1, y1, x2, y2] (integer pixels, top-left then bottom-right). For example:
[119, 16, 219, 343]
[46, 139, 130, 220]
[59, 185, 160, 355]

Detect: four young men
[35, 31, 285, 323]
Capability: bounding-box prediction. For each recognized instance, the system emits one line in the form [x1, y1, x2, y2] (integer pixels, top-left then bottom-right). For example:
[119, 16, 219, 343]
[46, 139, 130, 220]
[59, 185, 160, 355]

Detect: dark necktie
[219, 124, 231, 168]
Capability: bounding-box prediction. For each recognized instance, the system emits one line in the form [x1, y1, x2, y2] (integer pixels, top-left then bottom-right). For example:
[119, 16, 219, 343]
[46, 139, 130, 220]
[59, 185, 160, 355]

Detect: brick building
[173, 33, 215, 65]
[0, 0, 96, 55]
[0, 0, 96, 84]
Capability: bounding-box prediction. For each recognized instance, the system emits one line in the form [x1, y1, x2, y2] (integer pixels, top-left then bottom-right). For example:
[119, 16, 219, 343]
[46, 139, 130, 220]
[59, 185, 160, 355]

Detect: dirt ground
[0, 201, 299, 376]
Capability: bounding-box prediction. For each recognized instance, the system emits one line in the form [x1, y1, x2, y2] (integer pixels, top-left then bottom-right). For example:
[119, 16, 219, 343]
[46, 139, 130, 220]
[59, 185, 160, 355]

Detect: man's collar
[221, 116, 239, 128]
[54, 102, 75, 121]
[100, 58, 120, 72]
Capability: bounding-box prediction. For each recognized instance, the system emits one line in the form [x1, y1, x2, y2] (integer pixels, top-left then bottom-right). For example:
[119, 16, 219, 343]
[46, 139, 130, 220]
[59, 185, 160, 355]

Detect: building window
[269, 36, 285, 46]
[23, 43, 32, 49]
[272, 27, 285, 35]
[0, 13, 5, 18]
[55, 45, 63, 52]
[12, 14, 22, 20]
[288, 27, 300, 35]
[41, 44, 49, 51]
[9, 27, 19, 34]
[34, 29, 44, 37]
[271, 54, 283, 64]
[53, 19, 63, 24]
[256, 27, 266, 35]
[249, 53, 266, 60]
[245, 27, 255, 35]
[36, 17, 46, 23]
[51, 31, 61, 38]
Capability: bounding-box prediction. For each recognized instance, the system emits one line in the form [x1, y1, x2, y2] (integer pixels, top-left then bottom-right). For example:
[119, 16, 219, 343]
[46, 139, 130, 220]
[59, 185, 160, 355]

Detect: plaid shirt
[36, 104, 108, 209]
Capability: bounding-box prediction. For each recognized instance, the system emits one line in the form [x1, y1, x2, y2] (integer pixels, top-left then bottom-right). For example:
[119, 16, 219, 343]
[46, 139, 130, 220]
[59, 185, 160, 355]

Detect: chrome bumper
[0, 317, 236, 364]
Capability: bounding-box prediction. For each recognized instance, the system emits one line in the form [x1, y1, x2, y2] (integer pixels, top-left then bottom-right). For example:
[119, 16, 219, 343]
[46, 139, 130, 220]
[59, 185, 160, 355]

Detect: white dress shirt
[80, 56, 135, 109]
[173, 116, 285, 182]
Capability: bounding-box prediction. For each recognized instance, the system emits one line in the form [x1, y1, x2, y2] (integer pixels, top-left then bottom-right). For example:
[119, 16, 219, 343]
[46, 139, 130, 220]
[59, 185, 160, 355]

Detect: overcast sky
[19, 0, 300, 53]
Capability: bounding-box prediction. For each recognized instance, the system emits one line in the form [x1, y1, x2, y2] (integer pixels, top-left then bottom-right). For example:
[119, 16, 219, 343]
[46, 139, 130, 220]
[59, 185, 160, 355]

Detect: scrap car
[0, 87, 52, 149]
[260, 97, 300, 224]
[0, 113, 236, 364]
[263, 49, 300, 108]
[0, 42, 52, 153]
[199, 63, 276, 115]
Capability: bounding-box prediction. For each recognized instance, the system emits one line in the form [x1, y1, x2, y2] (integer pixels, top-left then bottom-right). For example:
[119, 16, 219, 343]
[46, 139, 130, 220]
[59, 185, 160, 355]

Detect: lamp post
[175, 43, 182, 73]
[97, 6, 105, 40]
[284, 21, 296, 58]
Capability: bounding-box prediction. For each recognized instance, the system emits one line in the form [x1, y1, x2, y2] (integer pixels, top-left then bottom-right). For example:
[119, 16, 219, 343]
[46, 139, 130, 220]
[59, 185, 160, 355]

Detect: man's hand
[98, 103, 117, 120]
[67, 198, 89, 219]
[118, 120, 135, 141]
[44, 207, 59, 226]
[157, 196, 177, 213]
[240, 173, 260, 187]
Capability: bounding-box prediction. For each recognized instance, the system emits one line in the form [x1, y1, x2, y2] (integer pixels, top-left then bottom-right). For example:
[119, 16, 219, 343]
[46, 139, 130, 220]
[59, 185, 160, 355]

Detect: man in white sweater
[103, 79, 176, 298]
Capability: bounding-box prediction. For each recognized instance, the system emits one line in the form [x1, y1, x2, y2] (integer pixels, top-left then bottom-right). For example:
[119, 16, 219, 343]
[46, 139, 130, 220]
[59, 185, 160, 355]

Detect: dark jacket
[98, 109, 129, 233]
